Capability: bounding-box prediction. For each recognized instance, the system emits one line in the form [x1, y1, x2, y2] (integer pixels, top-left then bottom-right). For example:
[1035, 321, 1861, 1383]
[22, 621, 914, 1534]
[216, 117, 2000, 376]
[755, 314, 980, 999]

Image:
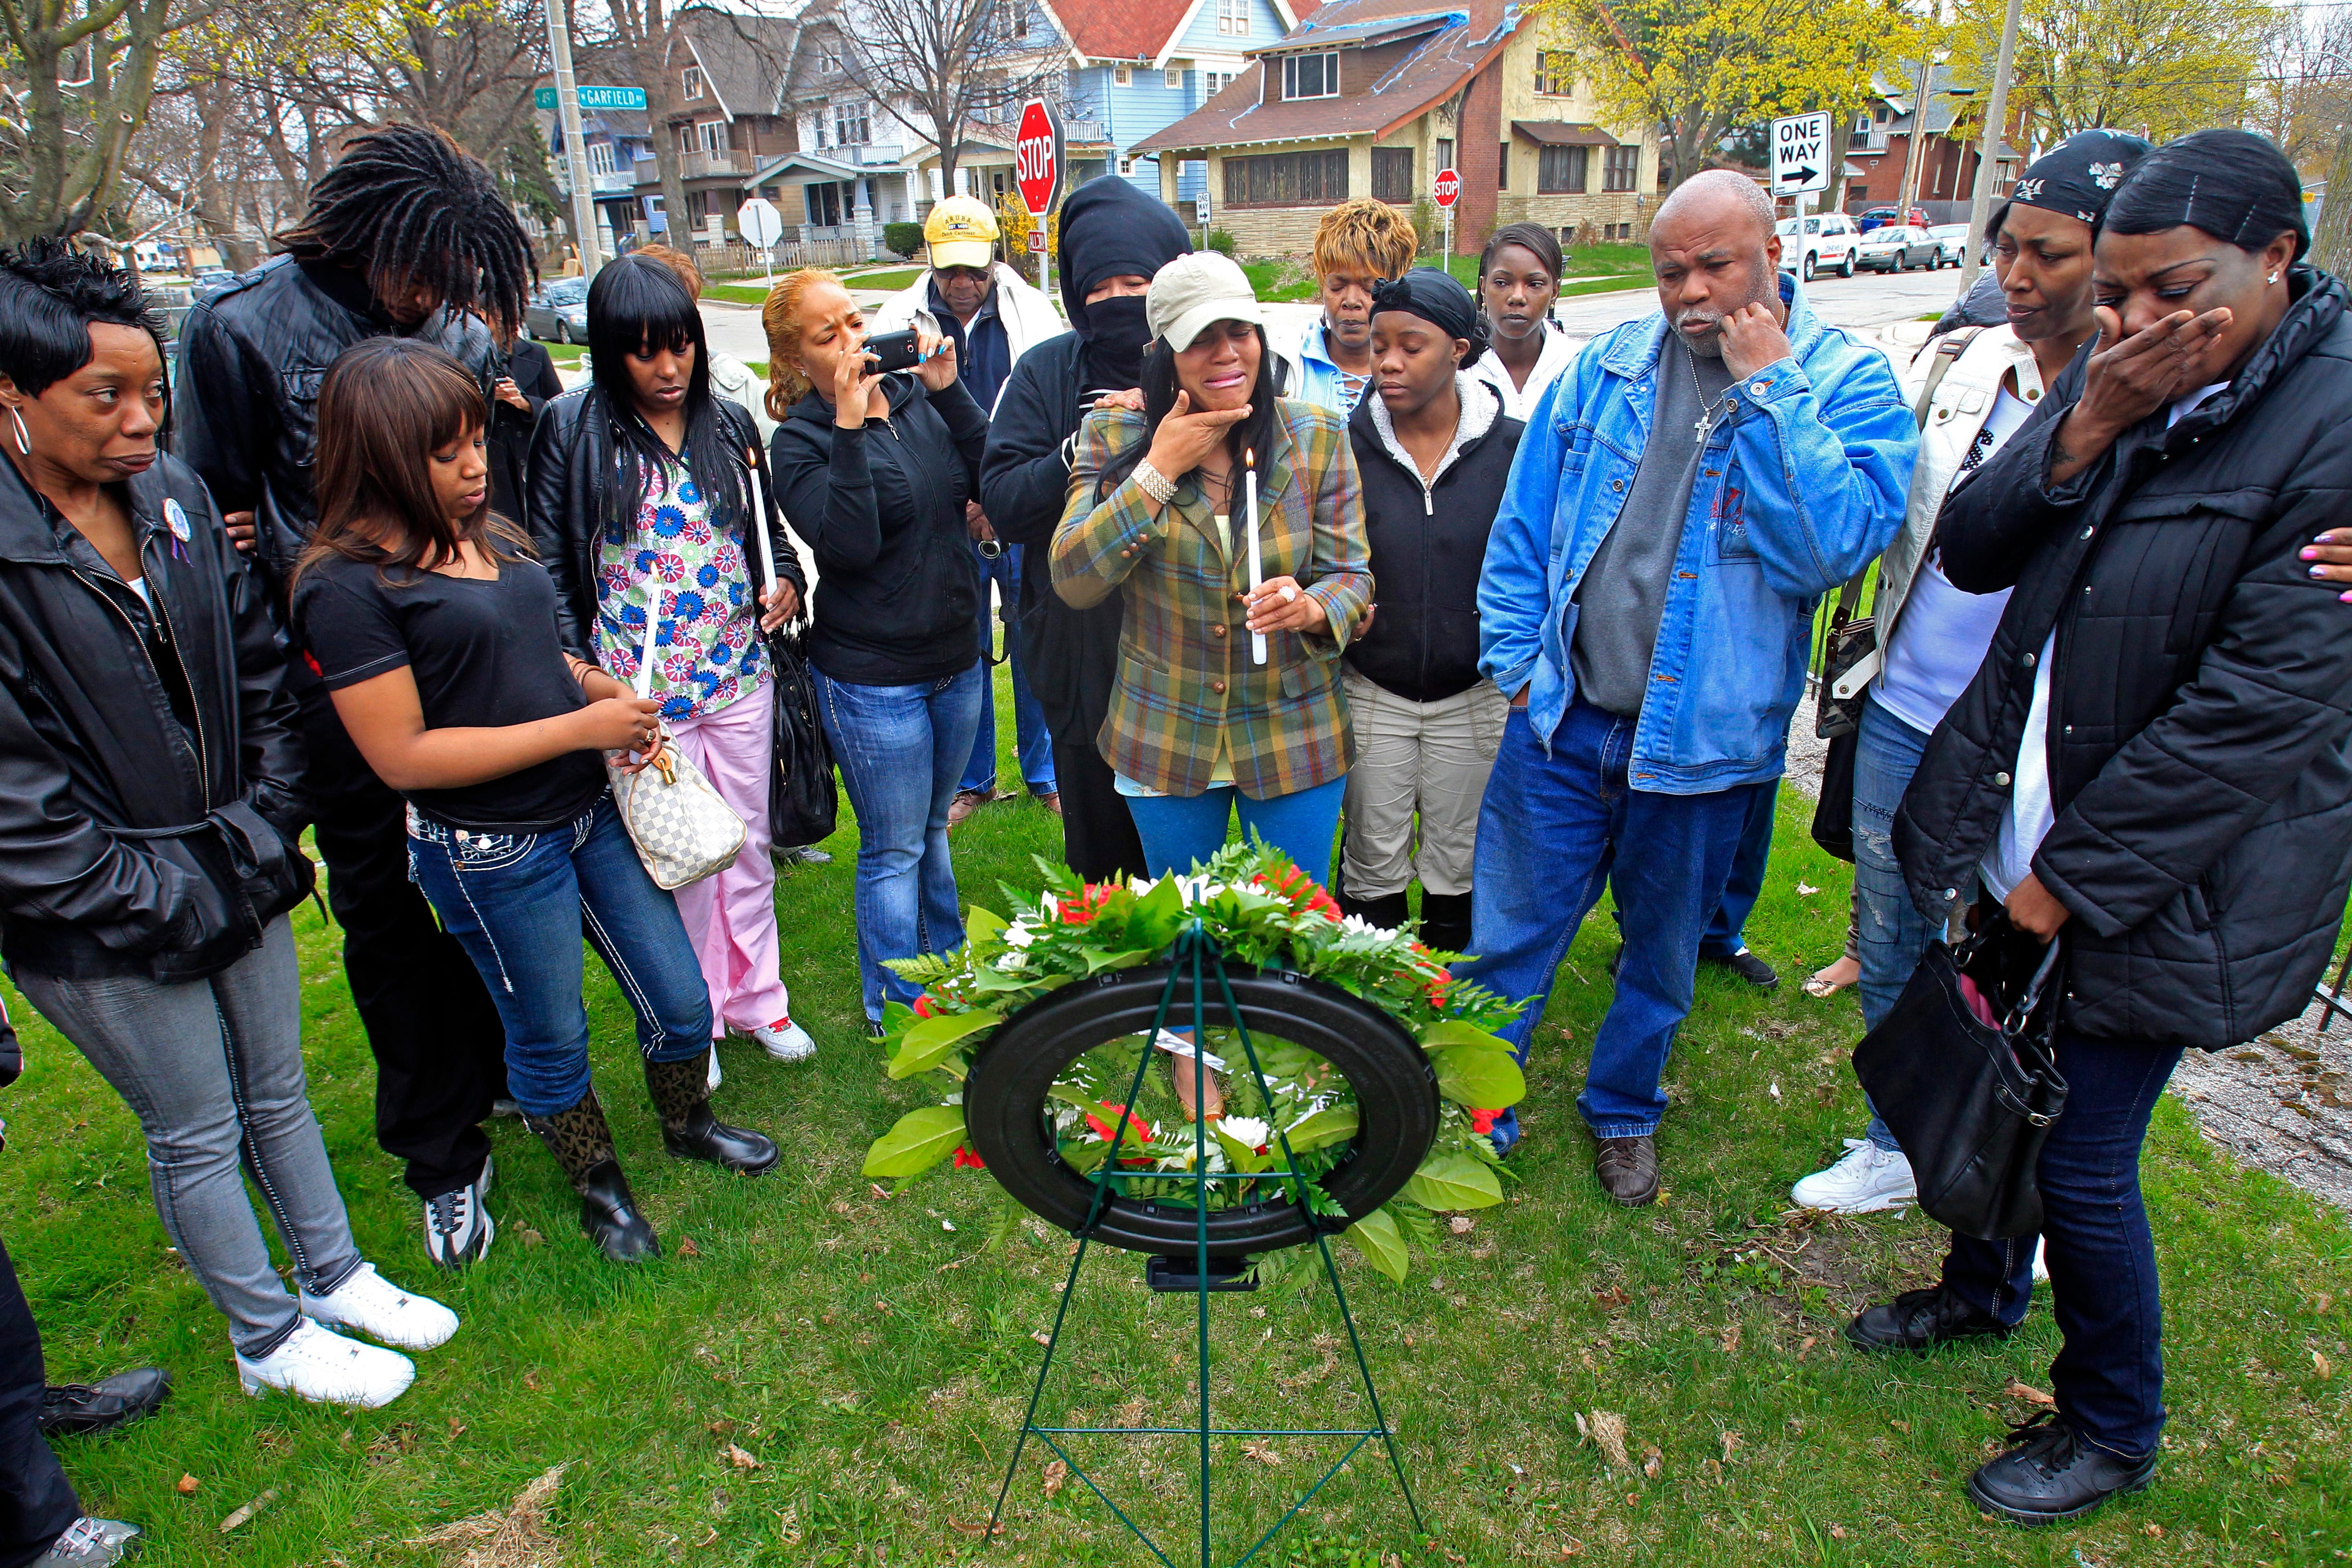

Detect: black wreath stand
[986, 920, 1428, 1566]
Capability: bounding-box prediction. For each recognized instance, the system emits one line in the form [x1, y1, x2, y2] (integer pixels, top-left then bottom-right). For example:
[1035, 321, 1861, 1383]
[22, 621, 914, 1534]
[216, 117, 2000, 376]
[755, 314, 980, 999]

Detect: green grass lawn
[6, 666, 2349, 1565]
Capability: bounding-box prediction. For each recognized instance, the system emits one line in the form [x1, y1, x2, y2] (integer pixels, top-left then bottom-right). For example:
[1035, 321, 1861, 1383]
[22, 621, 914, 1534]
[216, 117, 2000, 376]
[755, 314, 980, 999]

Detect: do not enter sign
[1015, 99, 1064, 217]
[1433, 167, 1460, 208]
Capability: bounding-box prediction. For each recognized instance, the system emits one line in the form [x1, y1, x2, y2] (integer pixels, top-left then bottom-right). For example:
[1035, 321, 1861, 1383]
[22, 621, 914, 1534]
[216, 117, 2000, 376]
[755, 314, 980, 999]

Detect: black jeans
[1939, 1027, 2185, 1459]
[0, 1237, 78, 1567]
[1049, 735, 1146, 884]
[295, 681, 510, 1200]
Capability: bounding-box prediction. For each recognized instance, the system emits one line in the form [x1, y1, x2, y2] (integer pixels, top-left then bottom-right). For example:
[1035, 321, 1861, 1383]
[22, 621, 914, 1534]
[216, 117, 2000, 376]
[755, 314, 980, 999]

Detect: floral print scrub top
[592, 456, 766, 720]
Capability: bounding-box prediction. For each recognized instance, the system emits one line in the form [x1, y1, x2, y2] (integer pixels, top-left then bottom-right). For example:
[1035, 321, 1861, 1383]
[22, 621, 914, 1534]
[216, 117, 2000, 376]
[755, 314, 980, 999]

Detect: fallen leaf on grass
[412, 1467, 565, 1567]
[447, 1418, 466, 1439]
[1243, 1441, 1283, 1466]
[176, 1474, 199, 1494]
[2144, 1524, 2165, 1538]
[1797, 1335, 1818, 1360]
[677, 1237, 700, 1258]
[1719, 1431, 1741, 1462]
[1584, 1410, 1631, 1470]
[1030, 1331, 1052, 1348]
[522, 1371, 541, 1392]
[945, 1520, 1004, 1538]
[1720, 1323, 1741, 1355]
[2315, 1351, 2333, 1379]
[2005, 1380, 2056, 1407]
[220, 1487, 279, 1535]
[1769, 1081, 1782, 1101]
[1797, 882, 1821, 896]
[869, 1183, 894, 1201]
[1448, 1216, 1474, 1236]
[1592, 1286, 1630, 1310]
[1829, 1524, 1847, 1540]
[1641, 1445, 1662, 1479]
[516, 1226, 544, 1249]
[724, 1444, 763, 1471]
[1041, 1460, 1067, 1497]
[1559, 1541, 1585, 1557]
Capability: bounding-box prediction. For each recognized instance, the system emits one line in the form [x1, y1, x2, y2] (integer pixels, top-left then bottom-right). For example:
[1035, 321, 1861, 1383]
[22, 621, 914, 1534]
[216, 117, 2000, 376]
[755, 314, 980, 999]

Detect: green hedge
[882, 221, 924, 260]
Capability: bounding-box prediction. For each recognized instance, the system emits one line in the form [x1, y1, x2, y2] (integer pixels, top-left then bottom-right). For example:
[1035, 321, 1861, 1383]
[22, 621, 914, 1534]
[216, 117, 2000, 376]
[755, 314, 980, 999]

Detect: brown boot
[523, 1090, 659, 1262]
[644, 1050, 780, 1174]
[1593, 1135, 1659, 1207]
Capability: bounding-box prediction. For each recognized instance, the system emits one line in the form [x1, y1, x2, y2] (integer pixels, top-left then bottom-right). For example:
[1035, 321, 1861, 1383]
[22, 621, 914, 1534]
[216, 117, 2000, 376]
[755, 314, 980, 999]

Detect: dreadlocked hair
[275, 122, 536, 338]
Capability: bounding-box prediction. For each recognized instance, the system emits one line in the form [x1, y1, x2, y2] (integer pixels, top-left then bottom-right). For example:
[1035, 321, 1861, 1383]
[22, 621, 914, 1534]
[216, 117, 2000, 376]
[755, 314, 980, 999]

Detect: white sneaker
[749, 1017, 816, 1062]
[1790, 1139, 1917, 1214]
[707, 1049, 723, 1091]
[236, 1319, 415, 1409]
[2031, 1236, 2050, 1283]
[421, 1156, 496, 1270]
[299, 1262, 459, 1351]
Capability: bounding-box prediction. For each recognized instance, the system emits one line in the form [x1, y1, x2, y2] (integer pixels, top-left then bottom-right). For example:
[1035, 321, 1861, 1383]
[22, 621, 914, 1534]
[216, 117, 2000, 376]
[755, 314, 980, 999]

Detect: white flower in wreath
[1218, 1115, 1271, 1148]
[1339, 914, 1396, 938]
[994, 951, 1028, 973]
[2089, 161, 2122, 189]
[2012, 177, 2045, 202]
[1002, 921, 1036, 948]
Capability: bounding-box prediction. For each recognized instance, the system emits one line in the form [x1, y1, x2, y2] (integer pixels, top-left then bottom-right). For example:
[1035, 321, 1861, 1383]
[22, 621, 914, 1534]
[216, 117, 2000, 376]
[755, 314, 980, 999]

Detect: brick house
[1839, 62, 2021, 220]
[1131, 0, 1657, 255]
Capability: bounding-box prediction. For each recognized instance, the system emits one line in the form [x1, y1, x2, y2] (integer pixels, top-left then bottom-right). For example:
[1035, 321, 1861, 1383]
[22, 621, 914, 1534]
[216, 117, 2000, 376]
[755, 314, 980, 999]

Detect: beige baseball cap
[924, 196, 1000, 270]
[1145, 251, 1262, 352]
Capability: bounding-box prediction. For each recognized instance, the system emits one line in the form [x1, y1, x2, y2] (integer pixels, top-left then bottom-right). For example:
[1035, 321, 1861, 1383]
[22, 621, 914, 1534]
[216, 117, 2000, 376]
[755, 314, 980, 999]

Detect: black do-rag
[1370, 267, 1490, 367]
[2004, 129, 2154, 228]
[1056, 176, 1195, 391]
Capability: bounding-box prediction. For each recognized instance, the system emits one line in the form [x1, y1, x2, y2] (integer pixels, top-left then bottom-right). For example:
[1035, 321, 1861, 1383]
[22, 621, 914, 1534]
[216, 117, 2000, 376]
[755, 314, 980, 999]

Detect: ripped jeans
[1851, 689, 1936, 1152]
[406, 795, 710, 1118]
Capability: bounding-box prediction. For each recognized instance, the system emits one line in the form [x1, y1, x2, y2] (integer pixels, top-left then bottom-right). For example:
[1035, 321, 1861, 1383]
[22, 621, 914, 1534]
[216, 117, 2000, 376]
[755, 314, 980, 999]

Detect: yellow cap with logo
[924, 196, 1000, 270]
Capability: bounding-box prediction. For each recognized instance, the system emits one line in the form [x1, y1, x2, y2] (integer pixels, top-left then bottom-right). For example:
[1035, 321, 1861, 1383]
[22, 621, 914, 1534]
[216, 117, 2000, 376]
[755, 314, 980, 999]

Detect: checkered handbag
[605, 730, 746, 891]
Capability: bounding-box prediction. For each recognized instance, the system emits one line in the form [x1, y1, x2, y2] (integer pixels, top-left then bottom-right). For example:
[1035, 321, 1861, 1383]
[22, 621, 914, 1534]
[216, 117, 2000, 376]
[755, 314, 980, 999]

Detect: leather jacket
[174, 254, 502, 609]
[523, 385, 805, 658]
[0, 454, 314, 982]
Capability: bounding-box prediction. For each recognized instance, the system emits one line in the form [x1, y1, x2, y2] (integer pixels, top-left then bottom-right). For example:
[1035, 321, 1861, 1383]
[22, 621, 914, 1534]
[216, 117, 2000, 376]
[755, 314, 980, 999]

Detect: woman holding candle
[1052, 252, 1372, 878]
[526, 254, 817, 1073]
[300, 338, 783, 1266]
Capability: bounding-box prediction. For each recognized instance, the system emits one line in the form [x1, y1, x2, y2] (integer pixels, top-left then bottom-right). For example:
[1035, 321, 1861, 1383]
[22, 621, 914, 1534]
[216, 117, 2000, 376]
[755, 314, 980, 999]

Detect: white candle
[634, 579, 661, 701]
[746, 458, 780, 608]
[1244, 448, 1266, 666]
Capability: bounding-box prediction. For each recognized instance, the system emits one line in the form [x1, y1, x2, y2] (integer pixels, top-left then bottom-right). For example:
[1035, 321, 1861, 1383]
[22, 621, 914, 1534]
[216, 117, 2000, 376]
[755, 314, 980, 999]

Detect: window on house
[1218, 0, 1249, 35]
[698, 120, 724, 157]
[683, 66, 705, 100]
[804, 181, 843, 227]
[677, 125, 696, 154]
[1166, 67, 1183, 88]
[1371, 146, 1413, 202]
[833, 99, 870, 145]
[1282, 51, 1337, 99]
[1603, 144, 1638, 192]
[1853, 111, 1873, 137]
[1222, 148, 1348, 206]
[588, 141, 618, 176]
[1498, 142, 1509, 189]
[1533, 50, 1574, 97]
[1436, 137, 1453, 172]
[1538, 144, 1588, 193]
[1113, 63, 1132, 86]
[1000, 0, 1028, 37]
[1117, 155, 1135, 175]
[819, 51, 839, 74]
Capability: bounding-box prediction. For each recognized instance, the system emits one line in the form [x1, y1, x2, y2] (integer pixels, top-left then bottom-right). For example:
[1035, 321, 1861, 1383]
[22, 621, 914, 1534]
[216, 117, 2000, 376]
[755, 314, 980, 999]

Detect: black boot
[646, 1050, 780, 1174]
[524, 1091, 660, 1262]
[1335, 888, 1412, 931]
[1420, 892, 1473, 957]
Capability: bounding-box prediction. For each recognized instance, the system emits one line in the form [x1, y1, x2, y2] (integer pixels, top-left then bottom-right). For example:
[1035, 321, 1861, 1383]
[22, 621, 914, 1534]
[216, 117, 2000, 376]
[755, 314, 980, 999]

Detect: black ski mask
[1080, 294, 1152, 388]
[1055, 176, 1193, 392]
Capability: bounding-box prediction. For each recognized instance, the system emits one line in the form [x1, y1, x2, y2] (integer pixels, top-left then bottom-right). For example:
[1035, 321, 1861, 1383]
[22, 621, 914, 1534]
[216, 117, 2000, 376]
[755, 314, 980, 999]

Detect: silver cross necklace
[1681, 341, 1733, 443]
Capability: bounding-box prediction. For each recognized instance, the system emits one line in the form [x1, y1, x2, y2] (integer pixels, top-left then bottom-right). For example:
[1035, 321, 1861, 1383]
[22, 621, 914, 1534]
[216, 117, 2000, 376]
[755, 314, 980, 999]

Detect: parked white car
[1775, 212, 1860, 282]
[1928, 223, 1972, 267]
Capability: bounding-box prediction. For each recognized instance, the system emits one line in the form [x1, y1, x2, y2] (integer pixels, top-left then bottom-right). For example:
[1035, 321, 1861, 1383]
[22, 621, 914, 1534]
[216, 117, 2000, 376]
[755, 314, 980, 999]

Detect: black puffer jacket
[0, 455, 313, 983]
[523, 386, 803, 657]
[174, 254, 501, 608]
[1896, 268, 2352, 1050]
[769, 373, 988, 686]
[1344, 376, 1522, 702]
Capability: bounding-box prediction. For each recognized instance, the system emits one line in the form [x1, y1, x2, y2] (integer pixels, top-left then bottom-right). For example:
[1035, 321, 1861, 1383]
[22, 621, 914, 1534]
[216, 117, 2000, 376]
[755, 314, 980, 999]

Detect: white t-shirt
[1467, 322, 1578, 423]
[1876, 382, 2035, 735]
[1981, 379, 2233, 899]
[125, 575, 150, 606]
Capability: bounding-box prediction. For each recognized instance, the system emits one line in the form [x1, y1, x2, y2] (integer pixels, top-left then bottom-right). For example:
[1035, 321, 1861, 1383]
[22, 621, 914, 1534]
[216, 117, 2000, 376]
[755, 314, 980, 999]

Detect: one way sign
[1771, 111, 1830, 196]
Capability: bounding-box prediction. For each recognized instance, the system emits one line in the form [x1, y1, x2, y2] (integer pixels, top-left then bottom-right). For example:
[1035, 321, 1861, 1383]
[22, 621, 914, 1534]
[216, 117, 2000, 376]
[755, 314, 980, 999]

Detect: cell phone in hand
[864, 329, 922, 375]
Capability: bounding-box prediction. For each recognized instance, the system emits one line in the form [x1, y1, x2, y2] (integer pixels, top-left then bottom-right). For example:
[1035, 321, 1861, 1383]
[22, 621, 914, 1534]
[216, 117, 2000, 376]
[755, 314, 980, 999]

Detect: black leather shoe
[576, 1159, 660, 1263]
[39, 1369, 170, 1437]
[1419, 892, 1473, 957]
[1966, 1413, 2158, 1525]
[1593, 1135, 1659, 1206]
[1703, 947, 1781, 990]
[662, 1102, 781, 1175]
[1846, 1285, 2015, 1352]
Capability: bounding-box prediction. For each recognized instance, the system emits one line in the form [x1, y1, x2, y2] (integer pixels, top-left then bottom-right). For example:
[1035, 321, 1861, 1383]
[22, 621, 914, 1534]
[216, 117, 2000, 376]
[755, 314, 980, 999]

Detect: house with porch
[1132, 0, 1658, 255]
[1841, 61, 2021, 220]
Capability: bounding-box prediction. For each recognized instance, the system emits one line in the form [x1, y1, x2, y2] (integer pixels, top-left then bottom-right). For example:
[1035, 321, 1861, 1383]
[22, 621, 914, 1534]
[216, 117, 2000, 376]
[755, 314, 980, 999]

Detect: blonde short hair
[634, 243, 705, 300]
[1312, 198, 1417, 283]
[761, 267, 842, 419]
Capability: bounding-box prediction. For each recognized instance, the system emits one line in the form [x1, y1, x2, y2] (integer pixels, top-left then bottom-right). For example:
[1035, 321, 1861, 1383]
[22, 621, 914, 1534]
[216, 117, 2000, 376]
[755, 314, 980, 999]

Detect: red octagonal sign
[1015, 100, 1061, 217]
[1433, 167, 1460, 208]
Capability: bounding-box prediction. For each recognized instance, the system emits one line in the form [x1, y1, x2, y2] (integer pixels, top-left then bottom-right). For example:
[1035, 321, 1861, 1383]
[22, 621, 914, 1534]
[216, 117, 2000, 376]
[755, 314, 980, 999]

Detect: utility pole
[1957, 0, 2022, 293]
[546, 0, 604, 277]
[1896, 54, 1934, 218]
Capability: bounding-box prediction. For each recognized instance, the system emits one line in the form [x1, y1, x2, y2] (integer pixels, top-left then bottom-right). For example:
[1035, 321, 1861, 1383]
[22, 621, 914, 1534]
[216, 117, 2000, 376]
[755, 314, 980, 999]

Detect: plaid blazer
[1053, 397, 1372, 799]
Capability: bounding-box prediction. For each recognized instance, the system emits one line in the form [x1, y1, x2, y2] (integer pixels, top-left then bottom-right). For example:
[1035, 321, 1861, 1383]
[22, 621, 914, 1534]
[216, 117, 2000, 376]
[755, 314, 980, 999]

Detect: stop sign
[1433, 167, 1460, 208]
[1015, 100, 1062, 217]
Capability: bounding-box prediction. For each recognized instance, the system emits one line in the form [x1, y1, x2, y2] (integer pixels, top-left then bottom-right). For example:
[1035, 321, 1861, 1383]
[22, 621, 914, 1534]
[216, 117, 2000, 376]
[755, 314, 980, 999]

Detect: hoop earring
[7, 406, 25, 457]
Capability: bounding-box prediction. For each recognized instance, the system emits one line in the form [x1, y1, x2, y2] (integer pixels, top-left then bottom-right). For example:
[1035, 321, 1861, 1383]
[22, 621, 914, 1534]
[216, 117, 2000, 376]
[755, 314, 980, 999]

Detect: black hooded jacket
[174, 254, 502, 611]
[0, 455, 313, 983]
[980, 175, 1192, 745]
[1896, 268, 2352, 1051]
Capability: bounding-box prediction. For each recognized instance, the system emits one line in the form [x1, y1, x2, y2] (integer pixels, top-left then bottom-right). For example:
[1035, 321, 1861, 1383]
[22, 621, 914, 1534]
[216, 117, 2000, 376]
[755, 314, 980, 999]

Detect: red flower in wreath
[1059, 883, 1118, 925]
[1251, 866, 1344, 922]
[912, 995, 939, 1018]
[951, 1145, 987, 1170]
[1084, 1101, 1157, 1161]
[1468, 1108, 1500, 1136]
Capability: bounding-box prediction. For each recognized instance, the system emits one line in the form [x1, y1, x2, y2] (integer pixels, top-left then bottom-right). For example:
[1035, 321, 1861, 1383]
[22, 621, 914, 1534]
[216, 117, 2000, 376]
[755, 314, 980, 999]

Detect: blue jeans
[407, 796, 711, 1119]
[1700, 777, 1778, 957]
[818, 663, 985, 1021]
[960, 543, 1056, 797]
[1939, 1030, 2185, 1459]
[1123, 774, 1346, 881]
[1853, 690, 1936, 1151]
[1463, 699, 1765, 1140]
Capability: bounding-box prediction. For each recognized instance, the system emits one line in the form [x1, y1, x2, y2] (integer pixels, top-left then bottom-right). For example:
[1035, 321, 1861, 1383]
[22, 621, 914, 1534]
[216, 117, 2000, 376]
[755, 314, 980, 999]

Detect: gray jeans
[16, 916, 362, 1359]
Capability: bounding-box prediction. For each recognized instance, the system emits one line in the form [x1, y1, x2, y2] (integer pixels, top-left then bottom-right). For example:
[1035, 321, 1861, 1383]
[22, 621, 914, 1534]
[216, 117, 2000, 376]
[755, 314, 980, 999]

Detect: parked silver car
[1854, 224, 1941, 273]
[524, 277, 589, 343]
[1927, 223, 1972, 267]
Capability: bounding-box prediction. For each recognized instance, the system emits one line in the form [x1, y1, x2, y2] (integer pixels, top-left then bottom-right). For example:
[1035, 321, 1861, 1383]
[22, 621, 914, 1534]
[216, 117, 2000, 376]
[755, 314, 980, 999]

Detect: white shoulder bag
[605, 578, 745, 890]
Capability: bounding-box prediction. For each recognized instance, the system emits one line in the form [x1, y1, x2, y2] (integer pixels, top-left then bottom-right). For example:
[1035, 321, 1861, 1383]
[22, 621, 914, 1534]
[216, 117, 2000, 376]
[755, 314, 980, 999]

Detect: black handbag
[1814, 570, 1875, 740]
[763, 620, 838, 852]
[1852, 916, 2069, 1239]
[1809, 726, 1859, 863]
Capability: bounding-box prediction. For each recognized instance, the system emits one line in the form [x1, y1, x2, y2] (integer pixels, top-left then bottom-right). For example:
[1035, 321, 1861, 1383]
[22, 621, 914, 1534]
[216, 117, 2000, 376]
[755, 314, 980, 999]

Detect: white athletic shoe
[236, 1319, 415, 1409]
[421, 1156, 495, 1270]
[1790, 1138, 1917, 1214]
[299, 1262, 459, 1351]
[749, 1017, 816, 1062]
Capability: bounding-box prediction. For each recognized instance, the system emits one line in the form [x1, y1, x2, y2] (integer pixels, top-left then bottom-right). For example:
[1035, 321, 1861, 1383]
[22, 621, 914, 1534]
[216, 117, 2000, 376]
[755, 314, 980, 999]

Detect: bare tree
[827, 0, 1058, 187]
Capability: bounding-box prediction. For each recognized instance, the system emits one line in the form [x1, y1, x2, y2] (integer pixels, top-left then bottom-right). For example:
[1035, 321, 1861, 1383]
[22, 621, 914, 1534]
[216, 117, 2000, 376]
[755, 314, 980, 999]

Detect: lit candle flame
[1244, 447, 1255, 469]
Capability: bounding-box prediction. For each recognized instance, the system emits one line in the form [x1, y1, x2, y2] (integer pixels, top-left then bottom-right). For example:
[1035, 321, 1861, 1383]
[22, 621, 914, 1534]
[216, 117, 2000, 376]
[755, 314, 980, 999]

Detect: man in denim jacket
[1465, 172, 1917, 1201]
